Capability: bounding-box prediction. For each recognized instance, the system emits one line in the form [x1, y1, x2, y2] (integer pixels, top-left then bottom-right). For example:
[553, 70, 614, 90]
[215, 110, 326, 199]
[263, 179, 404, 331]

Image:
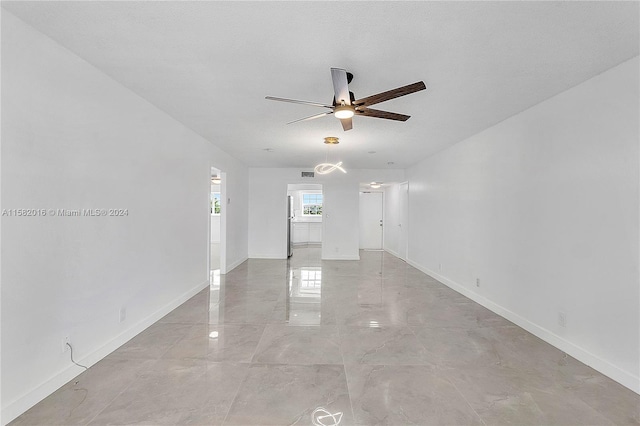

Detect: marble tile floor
[11, 246, 640, 425]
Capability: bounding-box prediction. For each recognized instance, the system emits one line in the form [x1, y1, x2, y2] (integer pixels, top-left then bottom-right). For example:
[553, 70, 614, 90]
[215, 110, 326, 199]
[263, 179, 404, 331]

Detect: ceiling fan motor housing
[332, 91, 356, 107]
[266, 67, 426, 131]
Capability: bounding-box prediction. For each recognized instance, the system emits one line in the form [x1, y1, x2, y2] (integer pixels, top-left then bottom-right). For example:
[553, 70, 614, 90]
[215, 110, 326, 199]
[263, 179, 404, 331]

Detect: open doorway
[287, 183, 323, 257]
[398, 181, 409, 261]
[210, 168, 222, 278]
[359, 190, 384, 250]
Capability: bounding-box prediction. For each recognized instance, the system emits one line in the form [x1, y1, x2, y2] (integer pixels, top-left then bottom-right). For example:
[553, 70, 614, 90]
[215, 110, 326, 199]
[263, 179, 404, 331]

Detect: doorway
[359, 191, 383, 250]
[209, 168, 222, 275]
[287, 184, 323, 256]
[398, 182, 409, 260]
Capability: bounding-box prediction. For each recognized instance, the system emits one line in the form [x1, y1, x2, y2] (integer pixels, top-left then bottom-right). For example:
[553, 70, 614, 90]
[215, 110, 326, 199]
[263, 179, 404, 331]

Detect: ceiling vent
[301, 171, 315, 178]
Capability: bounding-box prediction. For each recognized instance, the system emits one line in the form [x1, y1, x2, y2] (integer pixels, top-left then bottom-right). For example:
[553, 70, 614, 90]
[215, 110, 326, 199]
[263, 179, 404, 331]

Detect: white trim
[1, 280, 209, 425]
[384, 248, 401, 259]
[406, 258, 640, 395]
[224, 256, 248, 273]
[321, 255, 360, 261]
[218, 171, 227, 275]
[248, 254, 287, 260]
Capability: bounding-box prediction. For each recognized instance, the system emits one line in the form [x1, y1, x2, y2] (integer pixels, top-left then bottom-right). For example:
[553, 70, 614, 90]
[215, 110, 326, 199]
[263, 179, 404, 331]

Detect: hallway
[11, 248, 640, 425]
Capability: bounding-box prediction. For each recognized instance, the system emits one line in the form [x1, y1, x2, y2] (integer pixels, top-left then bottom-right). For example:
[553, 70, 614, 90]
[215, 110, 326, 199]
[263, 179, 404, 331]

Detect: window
[210, 192, 221, 215]
[302, 193, 323, 216]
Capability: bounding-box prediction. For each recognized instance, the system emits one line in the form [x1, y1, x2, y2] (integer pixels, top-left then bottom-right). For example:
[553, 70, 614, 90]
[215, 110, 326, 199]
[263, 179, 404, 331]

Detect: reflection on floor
[11, 246, 640, 425]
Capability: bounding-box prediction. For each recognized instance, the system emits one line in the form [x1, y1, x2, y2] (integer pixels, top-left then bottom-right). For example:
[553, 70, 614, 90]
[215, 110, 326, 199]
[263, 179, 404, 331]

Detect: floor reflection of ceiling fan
[266, 68, 426, 131]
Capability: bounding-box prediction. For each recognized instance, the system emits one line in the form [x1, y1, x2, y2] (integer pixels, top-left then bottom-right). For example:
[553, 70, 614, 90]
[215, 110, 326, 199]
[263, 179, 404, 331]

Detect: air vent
[301, 171, 315, 178]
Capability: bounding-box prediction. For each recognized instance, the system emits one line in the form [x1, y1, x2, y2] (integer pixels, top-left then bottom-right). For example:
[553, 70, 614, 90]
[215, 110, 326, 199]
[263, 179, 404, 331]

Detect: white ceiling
[3, 1, 638, 170]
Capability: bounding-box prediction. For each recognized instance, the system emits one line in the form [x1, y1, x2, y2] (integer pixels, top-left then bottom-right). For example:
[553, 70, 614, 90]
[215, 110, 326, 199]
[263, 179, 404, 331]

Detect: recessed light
[368, 151, 376, 154]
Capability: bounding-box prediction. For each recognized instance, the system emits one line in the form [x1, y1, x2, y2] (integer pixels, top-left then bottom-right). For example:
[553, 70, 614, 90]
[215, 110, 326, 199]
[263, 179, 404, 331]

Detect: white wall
[249, 168, 404, 260]
[406, 57, 640, 392]
[383, 184, 402, 257]
[0, 12, 248, 423]
[218, 168, 249, 272]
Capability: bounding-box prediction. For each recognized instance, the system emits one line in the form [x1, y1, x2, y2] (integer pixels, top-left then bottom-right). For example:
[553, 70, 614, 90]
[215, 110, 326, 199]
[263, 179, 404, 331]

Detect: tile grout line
[337, 324, 358, 424]
[220, 362, 254, 426]
[83, 356, 162, 426]
[220, 303, 271, 425]
[83, 322, 193, 424]
[445, 373, 489, 426]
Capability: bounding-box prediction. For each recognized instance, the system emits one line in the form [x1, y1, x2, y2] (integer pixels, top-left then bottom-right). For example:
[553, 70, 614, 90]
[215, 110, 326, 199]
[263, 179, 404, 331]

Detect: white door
[398, 182, 409, 260]
[359, 192, 383, 249]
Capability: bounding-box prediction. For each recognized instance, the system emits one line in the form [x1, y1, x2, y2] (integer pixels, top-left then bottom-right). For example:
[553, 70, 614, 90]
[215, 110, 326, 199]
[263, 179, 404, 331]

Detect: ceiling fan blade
[287, 111, 332, 125]
[356, 107, 410, 121]
[353, 81, 426, 107]
[331, 68, 351, 106]
[340, 117, 353, 131]
[266, 96, 333, 109]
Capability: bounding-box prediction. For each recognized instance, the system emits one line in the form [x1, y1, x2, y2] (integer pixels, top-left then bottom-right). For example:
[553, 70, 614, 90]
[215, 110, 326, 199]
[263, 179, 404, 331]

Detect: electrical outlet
[476, 278, 480, 287]
[558, 311, 567, 327]
[119, 307, 127, 323]
[62, 336, 71, 353]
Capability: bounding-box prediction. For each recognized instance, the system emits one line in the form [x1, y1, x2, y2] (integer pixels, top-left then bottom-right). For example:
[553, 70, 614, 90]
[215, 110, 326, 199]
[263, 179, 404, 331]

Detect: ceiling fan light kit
[266, 68, 426, 131]
[334, 105, 355, 119]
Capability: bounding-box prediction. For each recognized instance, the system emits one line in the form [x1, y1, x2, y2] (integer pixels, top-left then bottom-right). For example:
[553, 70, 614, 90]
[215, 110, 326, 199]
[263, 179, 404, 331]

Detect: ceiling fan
[266, 68, 426, 131]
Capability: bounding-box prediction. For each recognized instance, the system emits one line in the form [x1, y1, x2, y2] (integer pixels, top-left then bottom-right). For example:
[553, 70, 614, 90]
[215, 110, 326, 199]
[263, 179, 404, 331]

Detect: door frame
[398, 181, 409, 261]
[359, 191, 384, 250]
[208, 167, 227, 275]
[286, 183, 324, 256]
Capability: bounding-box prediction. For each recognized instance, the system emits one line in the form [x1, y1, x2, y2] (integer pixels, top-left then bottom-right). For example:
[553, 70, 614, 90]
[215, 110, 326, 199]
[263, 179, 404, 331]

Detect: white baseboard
[224, 255, 248, 273]
[248, 254, 287, 259]
[1, 280, 209, 425]
[322, 255, 360, 261]
[383, 247, 401, 259]
[406, 258, 640, 395]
